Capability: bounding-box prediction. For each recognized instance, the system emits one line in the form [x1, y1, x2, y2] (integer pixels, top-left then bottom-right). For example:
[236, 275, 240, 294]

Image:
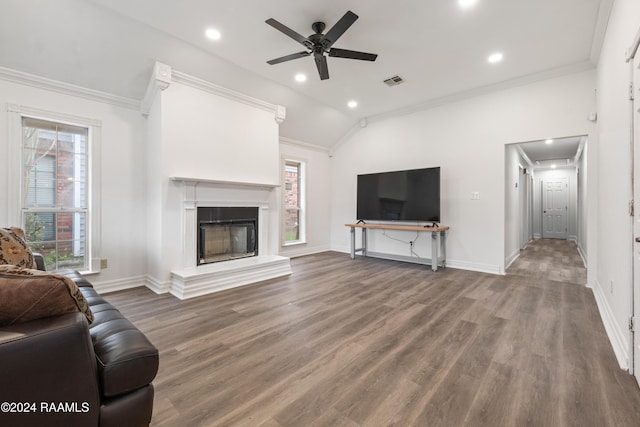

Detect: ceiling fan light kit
[266, 10, 378, 80]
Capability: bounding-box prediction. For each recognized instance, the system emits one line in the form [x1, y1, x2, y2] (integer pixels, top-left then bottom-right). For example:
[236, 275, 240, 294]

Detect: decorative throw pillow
[0, 227, 35, 269]
[0, 265, 93, 326]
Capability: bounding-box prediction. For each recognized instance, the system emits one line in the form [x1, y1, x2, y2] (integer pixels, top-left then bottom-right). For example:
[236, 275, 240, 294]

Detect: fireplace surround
[168, 177, 292, 299]
[197, 206, 258, 265]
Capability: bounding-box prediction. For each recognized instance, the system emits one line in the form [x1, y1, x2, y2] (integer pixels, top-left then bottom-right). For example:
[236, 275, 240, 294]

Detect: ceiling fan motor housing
[312, 21, 326, 34]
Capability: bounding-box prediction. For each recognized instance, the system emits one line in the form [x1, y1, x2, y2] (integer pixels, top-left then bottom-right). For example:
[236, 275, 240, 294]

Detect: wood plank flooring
[106, 239, 640, 426]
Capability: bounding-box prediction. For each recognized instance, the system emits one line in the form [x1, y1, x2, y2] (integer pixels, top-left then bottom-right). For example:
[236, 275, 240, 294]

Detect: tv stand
[345, 223, 449, 271]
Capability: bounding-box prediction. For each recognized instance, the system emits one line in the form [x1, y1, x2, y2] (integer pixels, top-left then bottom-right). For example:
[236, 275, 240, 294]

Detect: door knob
[636, 237, 640, 243]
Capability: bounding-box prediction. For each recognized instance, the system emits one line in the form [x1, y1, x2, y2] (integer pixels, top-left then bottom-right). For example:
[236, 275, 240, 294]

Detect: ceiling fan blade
[329, 48, 378, 61]
[314, 54, 329, 80]
[267, 51, 311, 65]
[322, 11, 358, 49]
[266, 18, 312, 48]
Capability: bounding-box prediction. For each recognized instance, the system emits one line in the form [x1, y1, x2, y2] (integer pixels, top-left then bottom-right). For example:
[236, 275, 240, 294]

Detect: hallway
[507, 238, 587, 285]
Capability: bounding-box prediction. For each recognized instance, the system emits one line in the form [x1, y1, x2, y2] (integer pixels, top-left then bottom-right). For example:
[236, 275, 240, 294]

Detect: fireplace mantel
[170, 176, 279, 189]
[168, 175, 291, 299]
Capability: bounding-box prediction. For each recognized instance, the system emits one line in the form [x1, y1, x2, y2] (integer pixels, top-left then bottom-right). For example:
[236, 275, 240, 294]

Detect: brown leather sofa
[0, 265, 159, 426]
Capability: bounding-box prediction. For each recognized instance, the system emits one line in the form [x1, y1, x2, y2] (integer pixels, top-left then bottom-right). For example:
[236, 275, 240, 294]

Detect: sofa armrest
[32, 252, 46, 271]
[0, 313, 101, 426]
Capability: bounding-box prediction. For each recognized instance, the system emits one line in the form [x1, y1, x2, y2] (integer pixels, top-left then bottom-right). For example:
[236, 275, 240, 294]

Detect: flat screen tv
[357, 167, 440, 223]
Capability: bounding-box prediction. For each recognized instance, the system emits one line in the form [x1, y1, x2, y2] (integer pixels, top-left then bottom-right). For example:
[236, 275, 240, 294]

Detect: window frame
[282, 157, 306, 246]
[8, 104, 102, 274]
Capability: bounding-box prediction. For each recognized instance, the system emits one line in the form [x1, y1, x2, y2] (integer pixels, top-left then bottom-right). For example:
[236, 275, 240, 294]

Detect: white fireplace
[168, 177, 292, 299]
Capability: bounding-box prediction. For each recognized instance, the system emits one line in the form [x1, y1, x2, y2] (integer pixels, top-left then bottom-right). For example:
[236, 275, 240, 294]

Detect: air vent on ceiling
[383, 75, 405, 86]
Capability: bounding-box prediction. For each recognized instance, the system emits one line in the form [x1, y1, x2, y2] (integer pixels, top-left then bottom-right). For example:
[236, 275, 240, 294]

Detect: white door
[631, 40, 640, 386]
[542, 178, 568, 239]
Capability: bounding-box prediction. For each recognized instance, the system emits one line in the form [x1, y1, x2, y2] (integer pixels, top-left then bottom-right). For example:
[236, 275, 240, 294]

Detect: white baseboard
[280, 244, 330, 258]
[446, 259, 504, 275]
[92, 275, 147, 294]
[577, 243, 588, 269]
[591, 280, 629, 369]
[330, 245, 503, 275]
[364, 251, 433, 266]
[331, 245, 351, 255]
[145, 275, 171, 294]
[505, 249, 520, 270]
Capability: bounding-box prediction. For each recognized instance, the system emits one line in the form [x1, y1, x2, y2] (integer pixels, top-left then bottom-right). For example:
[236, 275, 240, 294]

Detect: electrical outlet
[100, 259, 108, 269]
[472, 192, 480, 200]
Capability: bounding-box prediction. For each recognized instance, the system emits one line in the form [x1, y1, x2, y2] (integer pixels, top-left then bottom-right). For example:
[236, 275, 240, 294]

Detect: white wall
[577, 140, 588, 261]
[145, 92, 165, 288]
[330, 70, 596, 274]
[0, 79, 148, 291]
[592, 0, 640, 368]
[505, 144, 524, 267]
[162, 82, 280, 185]
[278, 141, 332, 258]
[145, 77, 283, 287]
[520, 166, 533, 249]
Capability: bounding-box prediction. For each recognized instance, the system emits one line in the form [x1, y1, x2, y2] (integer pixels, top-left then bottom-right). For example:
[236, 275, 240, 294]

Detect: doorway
[505, 136, 588, 270]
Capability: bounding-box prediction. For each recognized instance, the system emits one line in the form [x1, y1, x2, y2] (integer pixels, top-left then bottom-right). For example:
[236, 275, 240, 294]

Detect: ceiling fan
[265, 10, 378, 80]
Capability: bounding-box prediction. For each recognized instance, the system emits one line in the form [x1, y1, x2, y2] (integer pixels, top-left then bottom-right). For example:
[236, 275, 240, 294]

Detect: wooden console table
[345, 223, 449, 271]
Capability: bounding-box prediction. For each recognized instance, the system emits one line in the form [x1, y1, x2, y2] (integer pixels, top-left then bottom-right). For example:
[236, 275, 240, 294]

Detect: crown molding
[591, 0, 614, 63]
[625, 18, 640, 61]
[330, 61, 596, 156]
[279, 136, 329, 153]
[0, 65, 140, 111]
[170, 68, 286, 123]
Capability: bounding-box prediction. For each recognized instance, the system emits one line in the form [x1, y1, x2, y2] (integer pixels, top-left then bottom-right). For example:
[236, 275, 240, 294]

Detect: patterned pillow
[0, 227, 35, 269]
[0, 265, 93, 326]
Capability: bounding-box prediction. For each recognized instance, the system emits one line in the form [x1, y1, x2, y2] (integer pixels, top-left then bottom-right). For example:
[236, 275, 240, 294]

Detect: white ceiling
[0, 0, 611, 148]
[518, 136, 584, 169]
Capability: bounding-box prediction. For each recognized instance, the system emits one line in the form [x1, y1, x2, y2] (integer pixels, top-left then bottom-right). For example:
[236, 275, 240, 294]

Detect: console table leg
[440, 230, 446, 268]
[431, 232, 438, 272]
[362, 228, 367, 257]
[350, 227, 356, 259]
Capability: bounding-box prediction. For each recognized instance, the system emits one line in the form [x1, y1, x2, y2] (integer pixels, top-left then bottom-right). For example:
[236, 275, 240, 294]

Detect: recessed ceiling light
[347, 100, 358, 109]
[458, 0, 477, 9]
[487, 52, 503, 63]
[551, 164, 557, 169]
[294, 73, 307, 82]
[205, 28, 221, 41]
[545, 139, 554, 144]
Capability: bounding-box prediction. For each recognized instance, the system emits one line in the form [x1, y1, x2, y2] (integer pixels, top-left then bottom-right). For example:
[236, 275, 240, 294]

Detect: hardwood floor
[106, 240, 640, 426]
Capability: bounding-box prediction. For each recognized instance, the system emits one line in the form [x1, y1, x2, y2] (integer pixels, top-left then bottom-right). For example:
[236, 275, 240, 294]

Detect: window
[283, 159, 306, 244]
[21, 117, 89, 271]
